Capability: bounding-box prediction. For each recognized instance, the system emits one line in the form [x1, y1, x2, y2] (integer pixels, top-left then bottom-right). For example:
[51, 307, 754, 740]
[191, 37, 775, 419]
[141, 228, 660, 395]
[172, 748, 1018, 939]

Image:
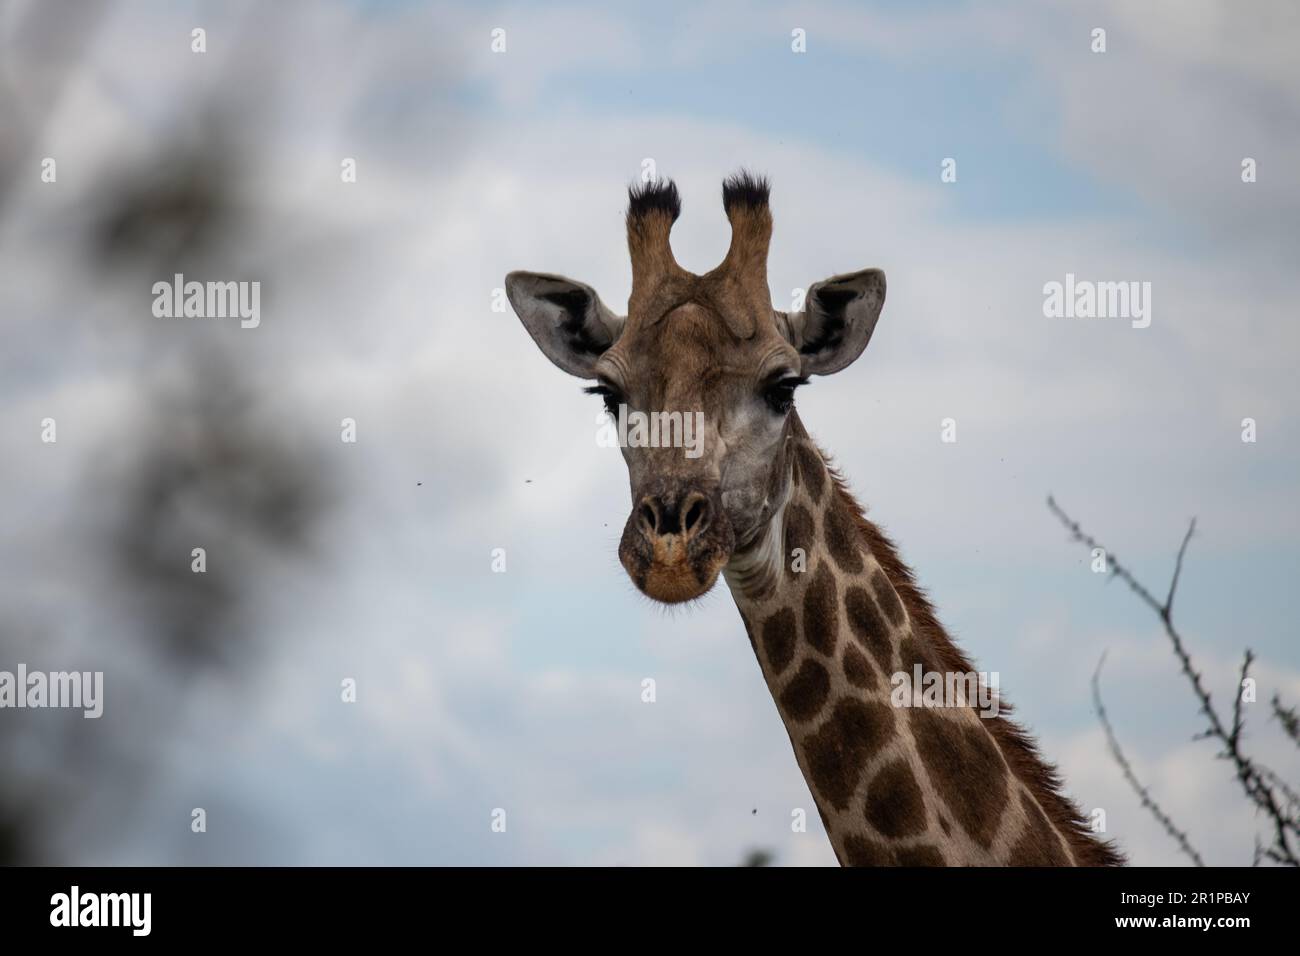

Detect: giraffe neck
[722, 423, 1120, 866]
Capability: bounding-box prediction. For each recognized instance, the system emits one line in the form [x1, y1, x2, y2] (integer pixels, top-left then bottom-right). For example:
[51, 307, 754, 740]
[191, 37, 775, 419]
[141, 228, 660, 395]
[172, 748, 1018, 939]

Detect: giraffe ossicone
[506, 172, 1123, 867]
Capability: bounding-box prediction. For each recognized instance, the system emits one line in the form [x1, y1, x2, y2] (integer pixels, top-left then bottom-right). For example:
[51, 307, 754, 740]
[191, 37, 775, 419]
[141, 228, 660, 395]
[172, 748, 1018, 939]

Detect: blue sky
[1, 0, 1297, 866]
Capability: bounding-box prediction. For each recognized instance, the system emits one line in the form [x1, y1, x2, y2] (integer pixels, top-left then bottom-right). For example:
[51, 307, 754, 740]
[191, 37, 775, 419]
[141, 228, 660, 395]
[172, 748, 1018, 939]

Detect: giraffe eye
[583, 384, 623, 417]
[763, 376, 807, 415]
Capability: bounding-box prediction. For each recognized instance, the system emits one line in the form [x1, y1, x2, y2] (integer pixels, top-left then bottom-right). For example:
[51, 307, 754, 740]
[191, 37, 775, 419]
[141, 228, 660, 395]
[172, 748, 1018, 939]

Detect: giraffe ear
[506, 271, 625, 378]
[783, 268, 886, 376]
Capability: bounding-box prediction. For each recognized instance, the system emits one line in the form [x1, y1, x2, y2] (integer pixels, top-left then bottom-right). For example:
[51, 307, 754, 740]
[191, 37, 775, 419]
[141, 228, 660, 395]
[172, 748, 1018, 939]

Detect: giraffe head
[507, 173, 886, 603]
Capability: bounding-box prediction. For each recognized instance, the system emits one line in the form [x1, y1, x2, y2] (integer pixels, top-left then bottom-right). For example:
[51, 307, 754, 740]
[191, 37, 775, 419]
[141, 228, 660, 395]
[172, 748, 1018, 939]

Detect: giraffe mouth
[634, 541, 729, 603]
[617, 490, 735, 604]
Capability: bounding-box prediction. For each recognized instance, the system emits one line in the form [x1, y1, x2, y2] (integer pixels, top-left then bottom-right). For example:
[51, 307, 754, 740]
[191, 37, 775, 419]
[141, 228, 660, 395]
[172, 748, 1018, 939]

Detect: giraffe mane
[821, 450, 1127, 867]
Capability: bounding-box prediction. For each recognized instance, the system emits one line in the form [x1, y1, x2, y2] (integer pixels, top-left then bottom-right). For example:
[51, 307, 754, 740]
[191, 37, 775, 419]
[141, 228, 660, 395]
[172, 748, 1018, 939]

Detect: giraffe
[505, 173, 1123, 866]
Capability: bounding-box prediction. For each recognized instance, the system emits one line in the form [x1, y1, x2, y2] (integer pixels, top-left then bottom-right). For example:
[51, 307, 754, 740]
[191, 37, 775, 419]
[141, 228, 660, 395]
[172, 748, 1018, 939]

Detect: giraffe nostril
[637, 493, 711, 540]
[639, 502, 658, 534]
[683, 498, 709, 535]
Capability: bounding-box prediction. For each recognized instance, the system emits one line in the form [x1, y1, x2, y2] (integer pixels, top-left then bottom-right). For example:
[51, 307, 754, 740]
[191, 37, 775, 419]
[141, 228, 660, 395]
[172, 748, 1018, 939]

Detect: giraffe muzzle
[618, 485, 735, 603]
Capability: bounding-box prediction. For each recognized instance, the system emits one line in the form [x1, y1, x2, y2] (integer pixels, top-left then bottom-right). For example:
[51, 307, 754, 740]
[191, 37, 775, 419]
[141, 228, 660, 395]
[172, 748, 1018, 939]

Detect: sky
[0, 0, 1297, 866]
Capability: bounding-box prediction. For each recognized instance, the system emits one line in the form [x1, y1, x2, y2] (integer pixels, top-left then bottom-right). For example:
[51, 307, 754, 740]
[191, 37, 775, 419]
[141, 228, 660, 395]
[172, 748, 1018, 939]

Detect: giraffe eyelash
[763, 375, 809, 414]
[583, 384, 623, 416]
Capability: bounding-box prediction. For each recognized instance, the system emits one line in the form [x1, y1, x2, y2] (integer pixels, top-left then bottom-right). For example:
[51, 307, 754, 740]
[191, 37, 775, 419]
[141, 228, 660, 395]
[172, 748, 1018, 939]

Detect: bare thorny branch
[1092, 653, 1205, 866]
[1048, 496, 1300, 866]
[1274, 695, 1300, 750]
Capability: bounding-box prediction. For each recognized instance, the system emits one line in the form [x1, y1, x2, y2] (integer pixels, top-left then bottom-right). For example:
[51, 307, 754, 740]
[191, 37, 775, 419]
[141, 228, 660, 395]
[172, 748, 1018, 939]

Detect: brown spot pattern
[864, 759, 928, 838]
[897, 636, 939, 675]
[792, 442, 825, 503]
[910, 708, 1008, 849]
[825, 474, 1123, 866]
[823, 501, 865, 574]
[841, 643, 877, 690]
[843, 837, 945, 867]
[872, 568, 905, 626]
[779, 659, 831, 722]
[803, 699, 895, 810]
[1008, 791, 1071, 866]
[765, 448, 788, 507]
[845, 586, 893, 667]
[842, 834, 892, 867]
[760, 608, 797, 674]
[895, 845, 946, 867]
[801, 564, 838, 655]
[783, 502, 815, 579]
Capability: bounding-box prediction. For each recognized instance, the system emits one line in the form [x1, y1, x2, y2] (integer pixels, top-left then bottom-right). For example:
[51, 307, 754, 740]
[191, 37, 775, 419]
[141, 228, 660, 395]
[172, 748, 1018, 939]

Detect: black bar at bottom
[0, 865, 1288, 942]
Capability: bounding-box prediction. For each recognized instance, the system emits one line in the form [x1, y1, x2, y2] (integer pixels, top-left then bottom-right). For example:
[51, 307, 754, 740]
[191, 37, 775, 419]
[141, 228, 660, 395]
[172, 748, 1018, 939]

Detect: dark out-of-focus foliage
[113, 362, 333, 667]
[0, 3, 336, 864]
[92, 149, 235, 268]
